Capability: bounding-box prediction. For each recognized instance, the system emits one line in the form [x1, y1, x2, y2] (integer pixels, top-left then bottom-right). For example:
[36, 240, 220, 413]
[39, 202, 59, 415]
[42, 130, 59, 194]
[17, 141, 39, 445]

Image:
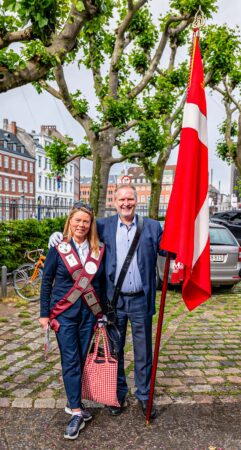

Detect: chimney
[3, 118, 8, 130]
[10, 121, 17, 134]
[41, 125, 57, 136]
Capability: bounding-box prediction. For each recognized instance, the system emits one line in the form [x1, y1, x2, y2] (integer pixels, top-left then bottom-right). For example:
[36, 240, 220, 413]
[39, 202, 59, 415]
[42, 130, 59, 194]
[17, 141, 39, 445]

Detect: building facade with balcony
[0, 122, 35, 220]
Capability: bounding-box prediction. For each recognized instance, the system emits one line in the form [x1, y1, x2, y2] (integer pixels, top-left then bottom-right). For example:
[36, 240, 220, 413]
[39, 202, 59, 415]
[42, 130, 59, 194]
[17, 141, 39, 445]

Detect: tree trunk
[148, 161, 166, 219]
[235, 112, 241, 175]
[89, 131, 116, 217]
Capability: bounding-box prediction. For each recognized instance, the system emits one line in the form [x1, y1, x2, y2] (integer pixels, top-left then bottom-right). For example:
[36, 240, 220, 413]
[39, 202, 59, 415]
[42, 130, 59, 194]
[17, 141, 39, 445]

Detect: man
[49, 185, 163, 419]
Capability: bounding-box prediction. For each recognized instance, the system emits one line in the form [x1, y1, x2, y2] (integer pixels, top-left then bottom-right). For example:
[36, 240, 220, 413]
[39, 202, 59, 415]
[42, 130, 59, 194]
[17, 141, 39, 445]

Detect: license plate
[210, 254, 224, 262]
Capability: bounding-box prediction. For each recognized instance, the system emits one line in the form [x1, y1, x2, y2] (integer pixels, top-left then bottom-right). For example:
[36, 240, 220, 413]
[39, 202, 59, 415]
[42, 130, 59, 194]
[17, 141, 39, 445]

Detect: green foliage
[216, 120, 238, 164]
[71, 90, 89, 116]
[202, 25, 241, 84]
[169, 0, 217, 18]
[3, 0, 66, 42]
[45, 136, 92, 176]
[0, 217, 66, 272]
[103, 98, 137, 128]
[0, 48, 26, 71]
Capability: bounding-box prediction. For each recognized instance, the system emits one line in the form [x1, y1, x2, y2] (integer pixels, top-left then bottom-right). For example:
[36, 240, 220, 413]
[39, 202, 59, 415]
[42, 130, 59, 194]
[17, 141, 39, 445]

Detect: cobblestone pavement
[0, 285, 241, 410]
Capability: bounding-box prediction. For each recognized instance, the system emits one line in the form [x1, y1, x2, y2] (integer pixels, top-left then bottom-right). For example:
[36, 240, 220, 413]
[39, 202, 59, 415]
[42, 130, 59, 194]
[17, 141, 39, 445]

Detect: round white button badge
[85, 261, 98, 274]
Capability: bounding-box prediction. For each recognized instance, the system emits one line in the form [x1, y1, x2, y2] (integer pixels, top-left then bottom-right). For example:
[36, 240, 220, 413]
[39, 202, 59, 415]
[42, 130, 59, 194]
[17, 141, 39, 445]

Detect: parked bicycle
[13, 249, 46, 301]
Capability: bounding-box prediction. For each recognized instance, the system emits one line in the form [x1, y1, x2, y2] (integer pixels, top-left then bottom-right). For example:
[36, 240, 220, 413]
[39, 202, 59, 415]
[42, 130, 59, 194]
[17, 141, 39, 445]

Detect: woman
[39, 202, 105, 440]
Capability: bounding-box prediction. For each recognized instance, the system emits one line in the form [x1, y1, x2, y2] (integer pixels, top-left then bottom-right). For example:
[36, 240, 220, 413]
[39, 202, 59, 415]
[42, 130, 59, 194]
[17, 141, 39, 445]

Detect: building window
[3, 140, 7, 149]
[18, 160, 22, 171]
[49, 178, 52, 190]
[53, 179, 56, 191]
[0, 155, 2, 166]
[70, 181, 72, 193]
[11, 179, 16, 191]
[44, 158, 48, 170]
[45, 177, 48, 190]
[4, 156, 9, 169]
[18, 180, 22, 192]
[24, 181, 27, 193]
[38, 155, 42, 168]
[11, 158, 15, 170]
[24, 161, 27, 172]
[29, 162, 33, 173]
[64, 181, 67, 193]
[70, 165, 73, 176]
[13, 143, 17, 151]
[0, 177, 2, 190]
[29, 182, 33, 193]
[4, 178, 9, 191]
[20, 146, 24, 154]
[141, 195, 145, 203]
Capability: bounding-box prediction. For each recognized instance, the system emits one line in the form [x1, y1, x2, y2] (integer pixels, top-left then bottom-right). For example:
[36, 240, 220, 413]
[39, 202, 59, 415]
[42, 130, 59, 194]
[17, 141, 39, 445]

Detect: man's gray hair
[114, 184, 137, 200]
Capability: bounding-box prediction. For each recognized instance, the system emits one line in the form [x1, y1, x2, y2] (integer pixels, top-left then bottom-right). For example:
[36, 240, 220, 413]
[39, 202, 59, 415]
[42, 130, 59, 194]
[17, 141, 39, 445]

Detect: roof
[0, 129, 35, 160]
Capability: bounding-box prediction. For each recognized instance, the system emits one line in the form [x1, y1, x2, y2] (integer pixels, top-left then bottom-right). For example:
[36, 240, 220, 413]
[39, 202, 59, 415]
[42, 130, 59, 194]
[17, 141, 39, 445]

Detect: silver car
[156, 223, 241, 288]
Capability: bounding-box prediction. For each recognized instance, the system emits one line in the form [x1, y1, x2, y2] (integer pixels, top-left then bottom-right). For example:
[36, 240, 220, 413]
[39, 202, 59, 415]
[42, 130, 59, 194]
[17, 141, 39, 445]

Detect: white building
[32, 131, 75, 217]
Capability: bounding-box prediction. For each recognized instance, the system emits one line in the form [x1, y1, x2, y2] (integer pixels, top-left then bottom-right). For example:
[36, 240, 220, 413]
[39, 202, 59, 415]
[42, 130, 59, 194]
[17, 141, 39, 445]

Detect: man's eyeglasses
[73, 201, 93, 212]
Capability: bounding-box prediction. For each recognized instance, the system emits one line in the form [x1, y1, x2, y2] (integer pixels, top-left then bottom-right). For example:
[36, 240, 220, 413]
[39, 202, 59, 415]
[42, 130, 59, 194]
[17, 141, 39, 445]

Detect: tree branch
[110, 151, 145, 164]
[169, 92, 186, 124]
[109, 0, 148, 97]
[39, 80, 62, 99]
[0, 26, 33, 50]
[0, 3, 98, 93]
[128, 14, 191, 99]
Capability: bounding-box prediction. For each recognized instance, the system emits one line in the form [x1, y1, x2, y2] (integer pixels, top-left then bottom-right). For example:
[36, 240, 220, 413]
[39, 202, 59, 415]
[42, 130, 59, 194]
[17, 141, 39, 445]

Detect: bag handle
[93, 328, 112, 363]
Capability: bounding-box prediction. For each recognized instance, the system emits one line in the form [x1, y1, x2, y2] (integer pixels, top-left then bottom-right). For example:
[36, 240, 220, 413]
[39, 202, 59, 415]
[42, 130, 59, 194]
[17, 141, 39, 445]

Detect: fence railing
[0, 200, 169, 221]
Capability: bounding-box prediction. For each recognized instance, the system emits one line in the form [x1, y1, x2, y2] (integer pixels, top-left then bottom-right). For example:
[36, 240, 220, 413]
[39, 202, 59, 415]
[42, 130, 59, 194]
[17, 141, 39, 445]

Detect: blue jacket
[40, 239, 105, 318]
[97, 214, 163, 315]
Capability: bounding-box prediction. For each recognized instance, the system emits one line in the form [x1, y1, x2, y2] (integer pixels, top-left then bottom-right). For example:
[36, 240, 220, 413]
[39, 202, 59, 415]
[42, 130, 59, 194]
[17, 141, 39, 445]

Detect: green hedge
[0, 217, 66, 272]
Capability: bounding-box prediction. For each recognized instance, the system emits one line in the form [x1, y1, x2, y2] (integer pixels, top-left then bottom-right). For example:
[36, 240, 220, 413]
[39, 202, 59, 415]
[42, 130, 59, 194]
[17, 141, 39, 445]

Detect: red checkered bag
[82, 327, 120, 407]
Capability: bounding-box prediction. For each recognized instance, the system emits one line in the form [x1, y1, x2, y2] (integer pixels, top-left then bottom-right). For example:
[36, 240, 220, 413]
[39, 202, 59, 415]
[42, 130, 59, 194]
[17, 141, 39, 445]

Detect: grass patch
[18, 311, 31, 318]
[20, 320, 32, 326]
[0, 354, 6, 360]
[17, 345, 32, 352]
[15, 300, 29, 308]
[0, 317, 9, 323]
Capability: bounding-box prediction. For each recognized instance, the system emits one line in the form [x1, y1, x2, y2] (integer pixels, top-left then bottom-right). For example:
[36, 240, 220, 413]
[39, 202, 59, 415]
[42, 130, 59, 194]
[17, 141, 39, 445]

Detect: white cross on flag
[160, 30, 211, 311]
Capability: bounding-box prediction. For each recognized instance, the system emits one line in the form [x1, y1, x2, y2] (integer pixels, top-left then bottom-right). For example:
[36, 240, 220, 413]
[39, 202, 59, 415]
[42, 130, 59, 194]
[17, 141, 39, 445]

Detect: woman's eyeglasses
[73, 201, 93, 212]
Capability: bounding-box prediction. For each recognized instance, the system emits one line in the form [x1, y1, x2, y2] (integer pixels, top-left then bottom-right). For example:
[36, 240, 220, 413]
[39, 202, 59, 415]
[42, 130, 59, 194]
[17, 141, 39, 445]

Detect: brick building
[0, 121, 35, 220]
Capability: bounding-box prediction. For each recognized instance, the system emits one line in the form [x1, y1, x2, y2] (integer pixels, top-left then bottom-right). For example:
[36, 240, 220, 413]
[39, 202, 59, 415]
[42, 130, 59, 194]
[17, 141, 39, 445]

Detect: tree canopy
[1, 0, 240, 217]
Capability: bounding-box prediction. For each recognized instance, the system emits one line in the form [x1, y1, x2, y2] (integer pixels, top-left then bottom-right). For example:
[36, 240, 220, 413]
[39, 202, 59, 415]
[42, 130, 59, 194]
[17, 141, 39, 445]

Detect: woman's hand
[39, 317, 50, 330]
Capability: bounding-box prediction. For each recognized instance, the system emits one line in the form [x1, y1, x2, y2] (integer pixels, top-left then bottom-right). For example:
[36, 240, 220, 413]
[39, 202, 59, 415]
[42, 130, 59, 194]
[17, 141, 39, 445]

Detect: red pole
[146, 252, 171, 425]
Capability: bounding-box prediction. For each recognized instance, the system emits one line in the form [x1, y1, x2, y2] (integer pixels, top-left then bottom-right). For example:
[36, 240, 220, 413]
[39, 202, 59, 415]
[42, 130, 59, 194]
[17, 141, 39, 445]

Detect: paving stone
[190, 385, 213, 393]
[207, 376, 225, 384]
[37, 389, 55, 398]
[12, 388, 34, 397]
[193, 395, 213, 404]
[56, 398, 67, 409]
[0, 398, 11, 407]
[12, 398, 33, 408]
[34, 398, 56, 408]
[157, 378, 183, 386]
[227, 376, 241, 384]
[183, 369, 204, 377]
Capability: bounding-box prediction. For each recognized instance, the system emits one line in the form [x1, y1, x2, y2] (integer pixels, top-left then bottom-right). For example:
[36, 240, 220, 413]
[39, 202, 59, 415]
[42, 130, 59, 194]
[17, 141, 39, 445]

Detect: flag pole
[146, 252, 171, 426]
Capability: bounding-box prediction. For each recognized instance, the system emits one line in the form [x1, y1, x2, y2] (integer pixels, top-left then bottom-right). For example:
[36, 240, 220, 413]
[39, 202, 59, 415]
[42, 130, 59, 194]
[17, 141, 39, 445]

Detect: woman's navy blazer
[40, 239, 105, 318]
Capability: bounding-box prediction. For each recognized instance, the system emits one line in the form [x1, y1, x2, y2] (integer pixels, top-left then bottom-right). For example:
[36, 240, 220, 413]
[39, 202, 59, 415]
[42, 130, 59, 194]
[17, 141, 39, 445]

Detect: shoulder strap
[111, 216, 144, 308]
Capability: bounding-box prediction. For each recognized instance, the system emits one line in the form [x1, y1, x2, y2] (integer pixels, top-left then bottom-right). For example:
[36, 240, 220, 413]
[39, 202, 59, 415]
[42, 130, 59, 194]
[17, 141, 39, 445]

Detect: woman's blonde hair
[63, 204, 100, 255]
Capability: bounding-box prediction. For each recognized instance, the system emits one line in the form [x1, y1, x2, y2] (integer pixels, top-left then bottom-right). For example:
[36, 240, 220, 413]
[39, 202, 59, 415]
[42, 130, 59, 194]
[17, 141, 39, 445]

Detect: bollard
[1, 266, 7, 298]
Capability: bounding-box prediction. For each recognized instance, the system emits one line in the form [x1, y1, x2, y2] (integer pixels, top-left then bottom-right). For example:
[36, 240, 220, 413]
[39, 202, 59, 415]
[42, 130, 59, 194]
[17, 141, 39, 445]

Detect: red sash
[49, 239, 105, 332]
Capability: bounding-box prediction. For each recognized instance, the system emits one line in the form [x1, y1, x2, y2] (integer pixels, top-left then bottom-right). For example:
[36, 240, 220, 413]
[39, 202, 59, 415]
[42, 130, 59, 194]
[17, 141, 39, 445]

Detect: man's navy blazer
[97, 214, 163, 315]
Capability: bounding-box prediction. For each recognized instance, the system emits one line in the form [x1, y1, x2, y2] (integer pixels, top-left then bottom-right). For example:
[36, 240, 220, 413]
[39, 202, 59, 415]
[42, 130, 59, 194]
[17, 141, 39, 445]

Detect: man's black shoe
[64, 414, 85, 440]
[107, 398, 127, 416]
[138, 399, 157, 420]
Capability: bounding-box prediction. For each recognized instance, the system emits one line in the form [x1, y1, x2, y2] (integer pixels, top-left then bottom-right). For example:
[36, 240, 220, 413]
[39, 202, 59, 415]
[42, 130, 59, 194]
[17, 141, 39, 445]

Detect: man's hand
[39, 317, 49, 330]
[48, 232, 63, 248]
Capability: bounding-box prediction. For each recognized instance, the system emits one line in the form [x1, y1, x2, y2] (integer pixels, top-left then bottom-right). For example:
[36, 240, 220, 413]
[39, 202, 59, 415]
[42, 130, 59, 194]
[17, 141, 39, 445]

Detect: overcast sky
[0, 0, 240, 194]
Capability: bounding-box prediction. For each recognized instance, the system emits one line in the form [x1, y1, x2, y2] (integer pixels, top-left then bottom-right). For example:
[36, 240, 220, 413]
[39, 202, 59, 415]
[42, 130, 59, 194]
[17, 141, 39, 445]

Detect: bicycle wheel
[13, 263, 43, 301]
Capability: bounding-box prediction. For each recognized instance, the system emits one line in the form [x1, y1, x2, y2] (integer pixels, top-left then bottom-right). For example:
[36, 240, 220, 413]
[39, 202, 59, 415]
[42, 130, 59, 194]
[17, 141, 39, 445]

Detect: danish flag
[160, 30, 211, 310]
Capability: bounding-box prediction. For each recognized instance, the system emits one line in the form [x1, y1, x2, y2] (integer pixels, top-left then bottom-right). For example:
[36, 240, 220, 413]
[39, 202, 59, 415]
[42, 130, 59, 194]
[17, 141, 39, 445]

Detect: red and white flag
[160, 30, 211, 311]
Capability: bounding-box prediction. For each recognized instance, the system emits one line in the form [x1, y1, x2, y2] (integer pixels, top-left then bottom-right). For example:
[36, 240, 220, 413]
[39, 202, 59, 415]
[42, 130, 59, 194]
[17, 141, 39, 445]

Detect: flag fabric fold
[160, 30, 211, 311]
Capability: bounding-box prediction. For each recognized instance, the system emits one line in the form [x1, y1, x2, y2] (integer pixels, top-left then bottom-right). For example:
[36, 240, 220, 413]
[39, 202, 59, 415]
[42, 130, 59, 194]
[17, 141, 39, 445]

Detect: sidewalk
[1, 286, 241, 448]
